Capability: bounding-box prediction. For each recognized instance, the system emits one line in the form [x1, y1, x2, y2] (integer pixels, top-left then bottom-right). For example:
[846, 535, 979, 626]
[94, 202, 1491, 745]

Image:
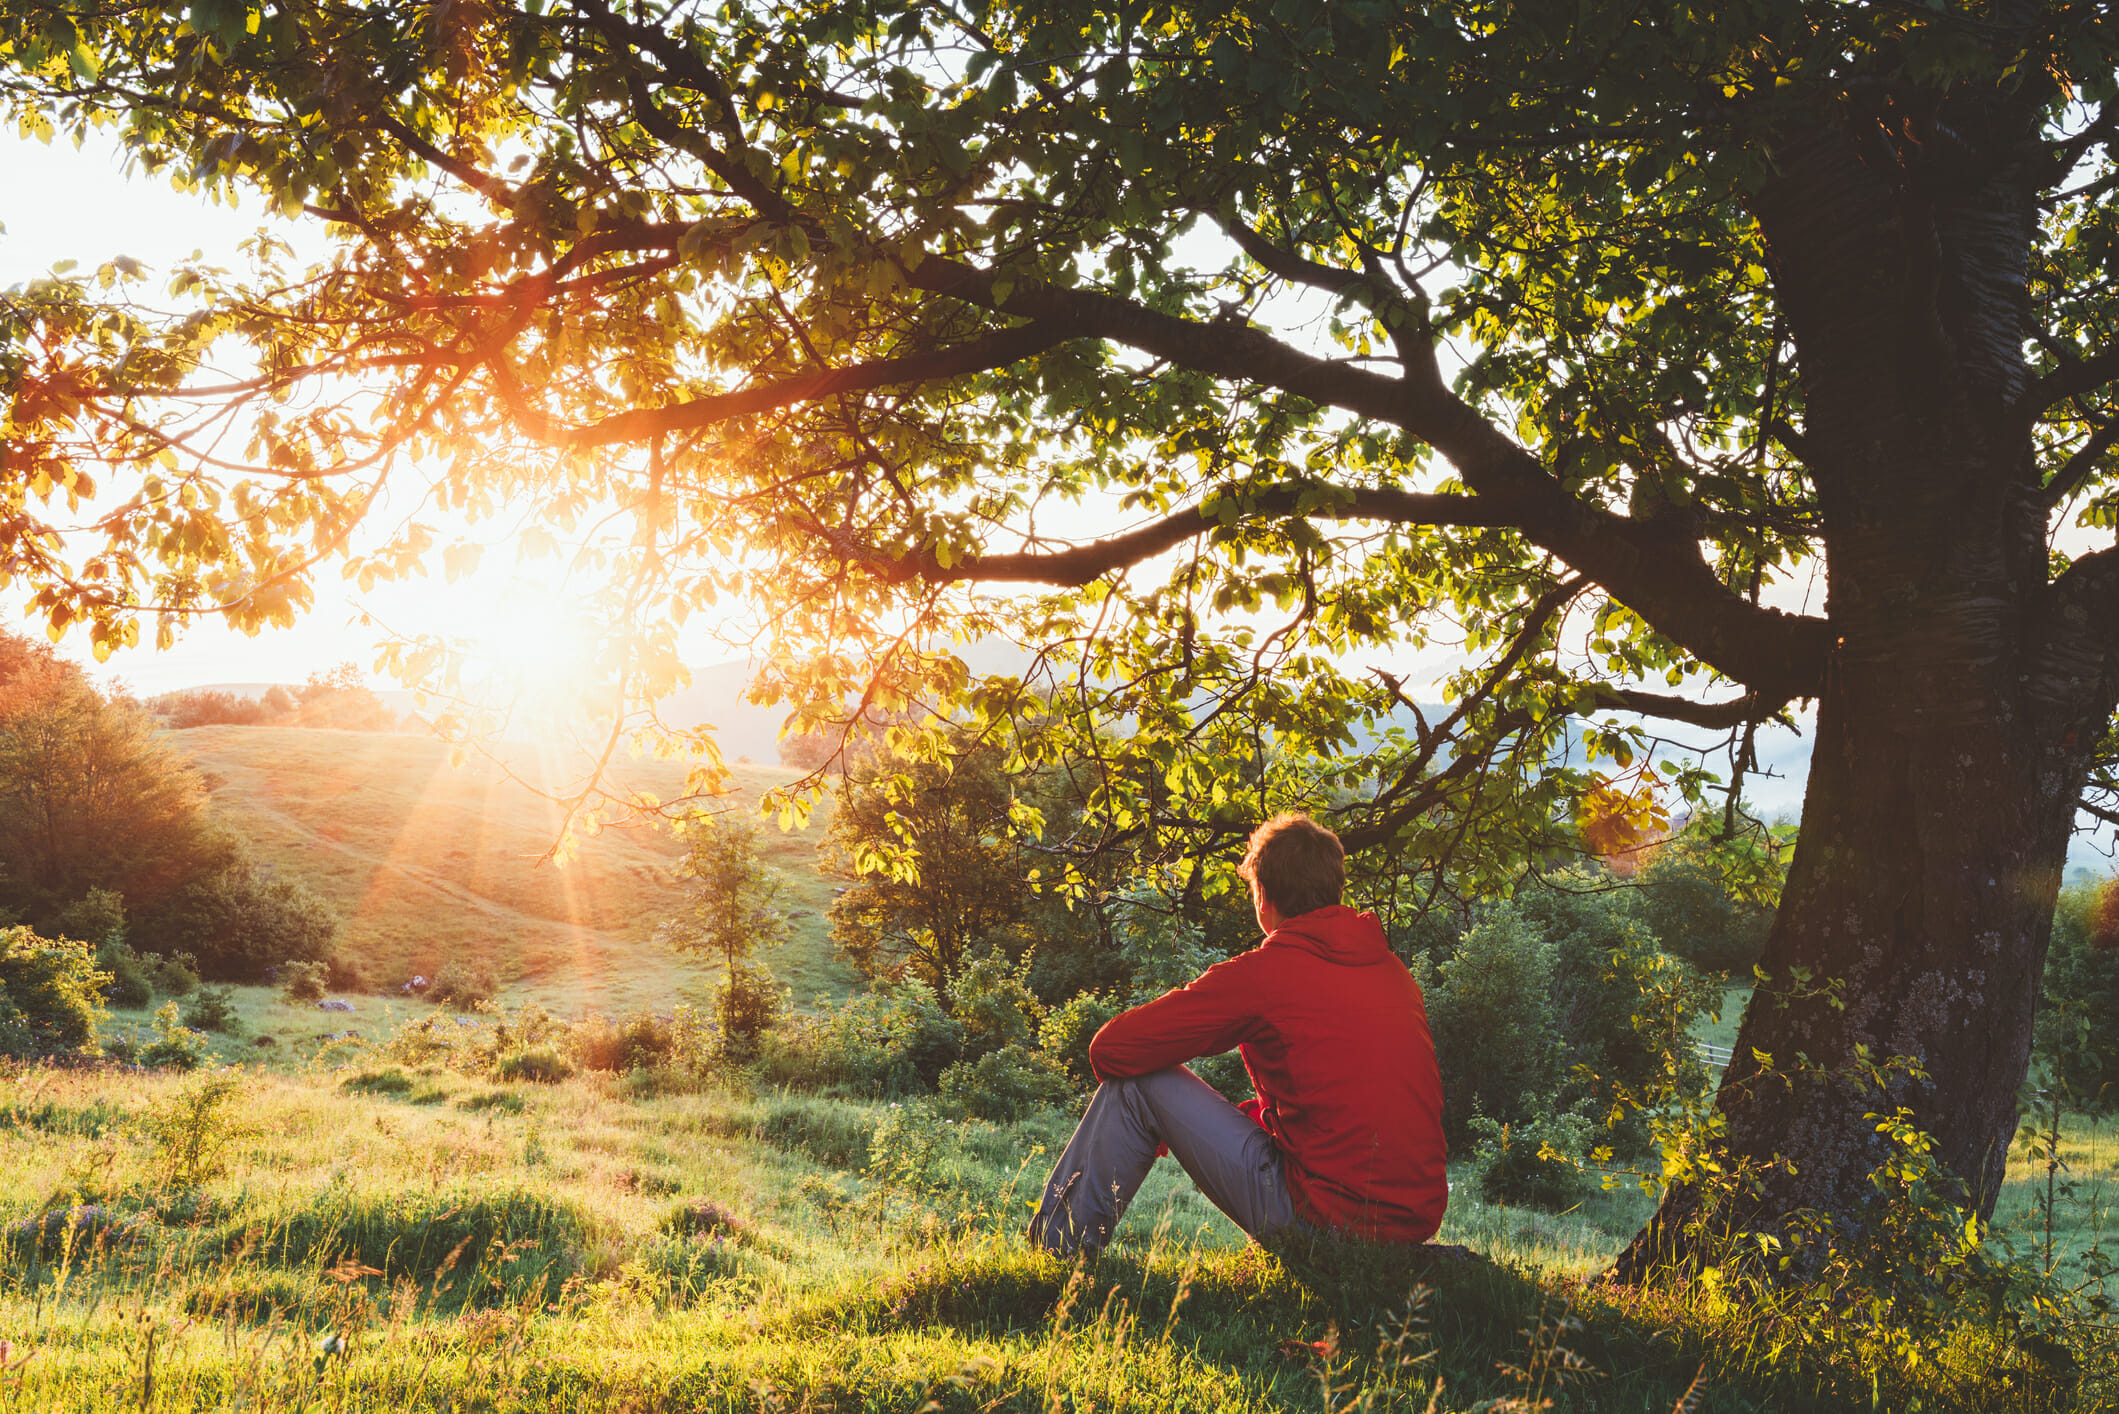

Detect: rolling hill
[170, 725, 856, 1015]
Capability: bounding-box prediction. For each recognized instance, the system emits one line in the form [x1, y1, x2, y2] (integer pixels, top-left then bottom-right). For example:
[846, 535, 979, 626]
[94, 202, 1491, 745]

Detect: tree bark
[1613, 88, 2119, 1279]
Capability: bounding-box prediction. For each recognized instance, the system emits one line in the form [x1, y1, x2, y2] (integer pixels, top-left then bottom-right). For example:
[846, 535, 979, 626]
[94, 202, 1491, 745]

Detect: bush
[145, 1071, 252, 1190]
[949, 947, 1044, 1060]
[493, 1045, 574, 1084]
[1038, 990, 1124, 1086]
[571, 1008, 705, 1074]
[142, 864, 338, 982]
[326, 953, 369, 994]
[1466, 1106, 1596, 1212]
[1509, 877, 1717, 1136]
[758, 979, 963, 1095]
[1110, 890, 1224, 1003]
[282, 960, 329, 1004]
[342, 1066, 416, 1096]
[139, 950, 199, 997]
[139, 1001, 214, 1071]
[181, 985, 242, 1034]
[2036, 879, 2119, 1113]
[97, 944, 155, 1009]
[428, 958, 499, 1010]
[1425, 909, 1562, 1146]
[0, 926, 106, 1059]
[937, 1045, 1073, 1121]
[1635, 833, 1776, 974]
[1192, 1050, 1252, 1103]
[713, 960, 784, 1062]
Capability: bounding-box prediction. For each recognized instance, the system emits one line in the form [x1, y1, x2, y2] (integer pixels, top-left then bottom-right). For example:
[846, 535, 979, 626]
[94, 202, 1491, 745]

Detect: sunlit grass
[1, 1056, 2110, 1413]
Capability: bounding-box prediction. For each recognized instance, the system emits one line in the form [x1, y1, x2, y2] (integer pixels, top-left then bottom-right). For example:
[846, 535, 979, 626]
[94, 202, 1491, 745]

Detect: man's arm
[1087, 954, 1265, 1081]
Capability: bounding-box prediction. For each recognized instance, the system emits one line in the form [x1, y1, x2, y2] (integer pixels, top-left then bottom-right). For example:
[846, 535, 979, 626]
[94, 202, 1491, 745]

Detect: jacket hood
[1264, 906, 1393, 966]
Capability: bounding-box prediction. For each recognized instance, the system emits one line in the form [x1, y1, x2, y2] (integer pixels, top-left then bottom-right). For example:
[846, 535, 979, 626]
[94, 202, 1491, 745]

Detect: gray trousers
[1027, 1066, 1297, 1256]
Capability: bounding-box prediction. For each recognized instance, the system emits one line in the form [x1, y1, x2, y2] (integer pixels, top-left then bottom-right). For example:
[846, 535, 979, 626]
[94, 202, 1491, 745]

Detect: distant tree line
[152, 663, 395, 732]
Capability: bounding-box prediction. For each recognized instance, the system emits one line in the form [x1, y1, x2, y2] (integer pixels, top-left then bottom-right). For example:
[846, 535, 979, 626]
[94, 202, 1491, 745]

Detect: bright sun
[439, 581, 605, 719]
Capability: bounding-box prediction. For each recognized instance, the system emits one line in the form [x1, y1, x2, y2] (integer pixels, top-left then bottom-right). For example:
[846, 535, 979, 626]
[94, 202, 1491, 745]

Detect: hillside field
[172, 726, 856, 1015]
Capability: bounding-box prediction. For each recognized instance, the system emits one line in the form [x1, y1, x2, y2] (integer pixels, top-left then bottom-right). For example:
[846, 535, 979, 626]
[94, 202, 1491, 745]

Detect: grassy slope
[1, 1056, 2108, 1413]
[173, 726, 856, 1014]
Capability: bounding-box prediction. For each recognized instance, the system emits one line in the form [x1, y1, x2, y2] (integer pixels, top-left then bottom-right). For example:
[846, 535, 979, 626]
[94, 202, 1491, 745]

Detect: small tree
[662, 811, 787, 1041]
[825, 731, 1078, 997]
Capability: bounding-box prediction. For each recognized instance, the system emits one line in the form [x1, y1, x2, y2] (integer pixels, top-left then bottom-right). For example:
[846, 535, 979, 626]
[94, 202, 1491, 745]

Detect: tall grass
[0, 1059, 2109, 1412]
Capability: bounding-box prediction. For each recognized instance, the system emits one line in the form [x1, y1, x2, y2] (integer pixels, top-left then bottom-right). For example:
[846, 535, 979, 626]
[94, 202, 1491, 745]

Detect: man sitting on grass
[1029, 812, 1448, 1256]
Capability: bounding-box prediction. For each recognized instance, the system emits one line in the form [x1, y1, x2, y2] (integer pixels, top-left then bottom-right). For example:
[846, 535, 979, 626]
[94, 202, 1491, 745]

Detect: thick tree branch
[498, 319, 1073, 444]
[898, 254, 1833, 702]
[1214, 215, 1366, 296]
[2025, 342, 2119, 415]
[375, 113, 516, 205]
[2078, 798, 2119, 831]
[2044, 417, 2119, 509]
[1591, 687, 1775, 729]
[802, 485, 1533, 586]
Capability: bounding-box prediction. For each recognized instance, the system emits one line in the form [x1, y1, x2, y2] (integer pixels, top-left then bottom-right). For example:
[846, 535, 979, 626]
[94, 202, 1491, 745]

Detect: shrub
[2, 1204, 148, 1262]
[143, 864, 338, 981]
[282, 960, 329, 1004]
[138, 1001, 214, 1071]
[949, 947, 1044, 1060]
[1425, 909, 1562, 1146]
[758, 979, 962, 1095]
[145, 1071, 252, 1190]
[1509, 877, 1718, 1134]
[659, 1197, 745, 1239]
[326, 953, 369, 994]
[1192, 1050, 1252, 1103]
[139, 950, 199, 997]
[1466, 1106, 1596, 1212]
[0, 926, 106, 1059]
[181, 985, 242, 1034]
[712, 960, 784, 1062]
[493, 1045, 574, 1083]
[1110, 889, 1224, 1003]
[2036, 879, 2119, 1113]
[1635, 833, 1777, 974]
[937, 1044, 1073, 1121]
[571, 1009, 704, 1074]
[1038, 990, 1124, 1086]
[342, 1067, 416, 1096]
[428, 958, 499, 1010]
[97, 943, 155, 1009]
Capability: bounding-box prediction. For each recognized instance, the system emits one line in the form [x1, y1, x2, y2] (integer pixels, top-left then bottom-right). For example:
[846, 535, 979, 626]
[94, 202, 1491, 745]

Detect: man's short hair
[1239, 812, 1345, 919]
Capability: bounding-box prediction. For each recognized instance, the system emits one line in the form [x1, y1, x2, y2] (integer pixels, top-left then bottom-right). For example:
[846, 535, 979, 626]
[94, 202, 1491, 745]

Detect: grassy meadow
[174, 726, 857, 1013]
[2, 726, 2109, 1411]
[0, 1043, 2110, 1414]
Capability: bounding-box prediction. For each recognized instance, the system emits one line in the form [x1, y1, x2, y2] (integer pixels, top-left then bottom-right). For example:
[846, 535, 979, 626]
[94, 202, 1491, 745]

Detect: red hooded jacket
[1087, 906, 1447, 1243]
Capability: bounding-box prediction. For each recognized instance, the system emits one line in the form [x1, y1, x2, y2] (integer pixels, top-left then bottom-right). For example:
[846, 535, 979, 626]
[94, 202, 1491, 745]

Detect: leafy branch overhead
[0, 13, 2108, 838]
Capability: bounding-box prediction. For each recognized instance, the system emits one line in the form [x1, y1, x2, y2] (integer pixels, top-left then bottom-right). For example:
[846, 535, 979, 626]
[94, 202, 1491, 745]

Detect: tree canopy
[7, 0, 2119, 1262]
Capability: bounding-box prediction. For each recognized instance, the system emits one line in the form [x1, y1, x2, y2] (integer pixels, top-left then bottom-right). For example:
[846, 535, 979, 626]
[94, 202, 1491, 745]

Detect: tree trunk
[1613, 89, 2118, 1280]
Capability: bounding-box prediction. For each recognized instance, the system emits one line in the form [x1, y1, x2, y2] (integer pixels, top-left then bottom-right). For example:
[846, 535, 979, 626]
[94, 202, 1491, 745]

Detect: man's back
[1089, 905, 1448, 1243]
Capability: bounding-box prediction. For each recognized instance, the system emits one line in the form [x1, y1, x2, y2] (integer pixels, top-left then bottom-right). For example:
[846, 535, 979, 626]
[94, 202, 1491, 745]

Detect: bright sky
[0, 130, 651, 700]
